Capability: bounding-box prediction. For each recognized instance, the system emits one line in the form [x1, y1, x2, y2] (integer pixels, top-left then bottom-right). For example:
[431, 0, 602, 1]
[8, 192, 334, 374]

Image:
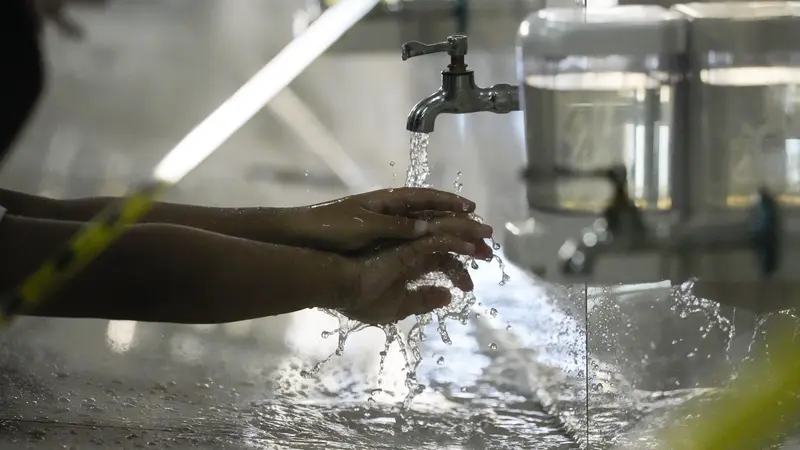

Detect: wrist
[241, 206, 308, 245]
[305, 252, 357, 311]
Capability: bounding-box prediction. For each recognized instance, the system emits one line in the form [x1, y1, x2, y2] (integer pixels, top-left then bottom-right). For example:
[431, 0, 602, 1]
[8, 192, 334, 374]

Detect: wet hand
[333, 234, 490, 325]
[292, 188, 493, 253]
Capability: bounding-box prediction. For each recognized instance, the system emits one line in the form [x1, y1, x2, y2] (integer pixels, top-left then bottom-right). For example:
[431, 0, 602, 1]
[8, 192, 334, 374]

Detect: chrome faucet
[401, 35, 520, 133]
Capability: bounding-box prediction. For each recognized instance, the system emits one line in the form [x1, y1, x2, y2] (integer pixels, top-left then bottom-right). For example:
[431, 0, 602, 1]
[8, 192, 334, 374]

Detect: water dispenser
[506, 2, 800, 312]
[507, 5, 686, 286]
[670, 1, 800, 311]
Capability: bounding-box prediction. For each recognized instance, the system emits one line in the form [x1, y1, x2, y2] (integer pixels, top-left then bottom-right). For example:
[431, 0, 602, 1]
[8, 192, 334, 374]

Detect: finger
[363, 213, 492, 242]
[437, 256, 474, 292]
[361, 211, 430, 240]
[474, 239, 494, 261]
[403, 253, 474, 292]
[429, 217, 493, 240]
[407, 210, 460, 221]
[398, 286, 452, 318]
[365, 188, 476, 215]
[387, 235, 477, 271]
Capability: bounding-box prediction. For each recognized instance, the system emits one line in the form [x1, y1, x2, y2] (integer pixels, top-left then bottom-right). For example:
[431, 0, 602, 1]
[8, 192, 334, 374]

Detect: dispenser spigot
[549, 165, 651, 276]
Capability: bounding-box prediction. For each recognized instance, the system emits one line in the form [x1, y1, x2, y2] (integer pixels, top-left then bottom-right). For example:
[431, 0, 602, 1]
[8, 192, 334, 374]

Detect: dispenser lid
[518, 6, 686, 58]
[674, 2, 800, 53]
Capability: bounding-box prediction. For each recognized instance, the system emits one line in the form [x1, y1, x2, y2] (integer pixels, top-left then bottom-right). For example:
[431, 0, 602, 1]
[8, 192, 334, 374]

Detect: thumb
[364, 212, 431, 241]
[399, 286, 452, 318]
[361, 235, 476, 300]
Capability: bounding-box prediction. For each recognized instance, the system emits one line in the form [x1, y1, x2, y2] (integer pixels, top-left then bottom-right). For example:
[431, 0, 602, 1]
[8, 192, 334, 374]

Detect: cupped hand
[332, 233, 491, 325]
[291, 188, 493, 253]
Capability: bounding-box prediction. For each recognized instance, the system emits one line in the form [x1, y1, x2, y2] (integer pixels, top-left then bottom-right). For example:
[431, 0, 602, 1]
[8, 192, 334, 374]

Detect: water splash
[300, 312, 367, 378]
[302, 131, 509, 408]
[453, 170, 463, 193]
[391, 131, 509, 405]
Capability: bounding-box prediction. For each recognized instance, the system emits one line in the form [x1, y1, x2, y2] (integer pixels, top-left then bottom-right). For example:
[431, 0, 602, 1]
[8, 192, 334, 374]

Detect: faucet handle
[401, 35, 468, 61]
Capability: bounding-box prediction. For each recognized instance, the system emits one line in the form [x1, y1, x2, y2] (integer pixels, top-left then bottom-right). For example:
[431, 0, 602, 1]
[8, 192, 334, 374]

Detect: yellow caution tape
[0, 181, 170, 325]
[0, 0, 378, 326]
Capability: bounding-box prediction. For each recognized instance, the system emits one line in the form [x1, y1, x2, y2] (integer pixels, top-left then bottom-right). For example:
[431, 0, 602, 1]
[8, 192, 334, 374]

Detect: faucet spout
[405, 90, 450, 134]
[406, 71, 520, 133]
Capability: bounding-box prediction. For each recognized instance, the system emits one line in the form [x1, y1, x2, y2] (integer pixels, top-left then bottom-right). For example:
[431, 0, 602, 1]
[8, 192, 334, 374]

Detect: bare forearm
[0, 188, 302, 244]
[0, 215, 345, 323]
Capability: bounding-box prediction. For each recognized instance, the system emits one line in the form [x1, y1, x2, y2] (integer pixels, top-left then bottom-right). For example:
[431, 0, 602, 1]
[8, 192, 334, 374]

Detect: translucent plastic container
[517, 6, 686, 214]
[674, 2, 800, 212]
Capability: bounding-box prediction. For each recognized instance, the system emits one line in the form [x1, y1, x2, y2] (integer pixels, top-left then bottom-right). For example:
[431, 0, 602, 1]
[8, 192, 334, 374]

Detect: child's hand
[332, 233, 487, 325]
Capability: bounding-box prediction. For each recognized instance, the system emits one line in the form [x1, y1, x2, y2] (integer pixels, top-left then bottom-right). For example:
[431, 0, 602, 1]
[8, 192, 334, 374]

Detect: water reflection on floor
[1, 255, 795, 449]
[0, 258, 582, 449]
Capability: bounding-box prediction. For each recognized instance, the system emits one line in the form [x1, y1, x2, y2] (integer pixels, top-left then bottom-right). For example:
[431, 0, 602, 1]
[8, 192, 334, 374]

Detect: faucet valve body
[401, 35, 520, 133]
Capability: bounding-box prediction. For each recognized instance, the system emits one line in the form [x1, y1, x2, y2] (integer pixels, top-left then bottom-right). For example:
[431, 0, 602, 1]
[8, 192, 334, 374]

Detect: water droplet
[367, 397, 376, 404]
[470, 260, 479, 270]
[488, 343, 498, 350]
[304, 170, 309, 177]
[506, 323, 512, 331]
[492, 242, 501, 250]
[489, 308, 498, 318]
[320, 331, 330, 338]
[460, 386, 468, 392]
[456, 171, 462, 176]
[499, 274, 510, 286]
[370, 388, 382, 396]
[300, 370, 311, 379]
[389, 161, 395, 167]
[436, 356, 444, 365]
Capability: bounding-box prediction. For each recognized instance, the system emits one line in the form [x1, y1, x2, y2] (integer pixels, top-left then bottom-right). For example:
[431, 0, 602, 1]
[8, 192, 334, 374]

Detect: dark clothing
[0, 0, 45, 165]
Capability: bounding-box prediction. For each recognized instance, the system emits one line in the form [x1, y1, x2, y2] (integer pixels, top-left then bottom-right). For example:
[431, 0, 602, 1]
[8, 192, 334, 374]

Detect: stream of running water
[301, 131, 508, 410]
